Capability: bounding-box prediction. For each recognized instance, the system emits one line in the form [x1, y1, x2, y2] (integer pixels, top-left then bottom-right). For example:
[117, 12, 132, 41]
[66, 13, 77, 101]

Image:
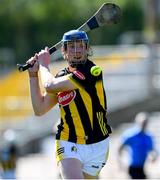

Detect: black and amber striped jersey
[55, 59, 112, 144]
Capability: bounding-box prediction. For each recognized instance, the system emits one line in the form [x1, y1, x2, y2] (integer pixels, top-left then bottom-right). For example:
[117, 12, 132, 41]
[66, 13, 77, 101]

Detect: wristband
[29, 72, 38, 77]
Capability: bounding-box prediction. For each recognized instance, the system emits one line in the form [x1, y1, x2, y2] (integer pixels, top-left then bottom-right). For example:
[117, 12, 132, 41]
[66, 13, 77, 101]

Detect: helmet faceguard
[62, 30, 89, 67]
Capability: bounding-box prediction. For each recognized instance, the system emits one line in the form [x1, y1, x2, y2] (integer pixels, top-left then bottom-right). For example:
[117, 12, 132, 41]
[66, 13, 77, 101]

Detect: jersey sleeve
[121, 135, 130, 146]
[121, 129, 133, 146]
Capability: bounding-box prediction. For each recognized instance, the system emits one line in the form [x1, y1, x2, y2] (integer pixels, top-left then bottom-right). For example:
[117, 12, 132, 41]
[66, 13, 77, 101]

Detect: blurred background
[0, 0, 160, 179]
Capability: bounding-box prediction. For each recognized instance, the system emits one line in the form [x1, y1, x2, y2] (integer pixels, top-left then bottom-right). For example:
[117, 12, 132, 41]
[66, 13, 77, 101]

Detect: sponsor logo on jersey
[73, 70, 85, 80]
[57, 90, 76, 106]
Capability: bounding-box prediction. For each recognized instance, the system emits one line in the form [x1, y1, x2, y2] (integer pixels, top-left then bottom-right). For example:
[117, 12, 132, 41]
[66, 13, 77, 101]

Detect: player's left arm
[37, 47, 76, 93]
[149, 137, 159, 162]
[44, 74, 77, 93]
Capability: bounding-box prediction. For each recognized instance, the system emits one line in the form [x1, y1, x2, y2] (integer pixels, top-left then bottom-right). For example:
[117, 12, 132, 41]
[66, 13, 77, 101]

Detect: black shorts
[129, 166, 146, 179]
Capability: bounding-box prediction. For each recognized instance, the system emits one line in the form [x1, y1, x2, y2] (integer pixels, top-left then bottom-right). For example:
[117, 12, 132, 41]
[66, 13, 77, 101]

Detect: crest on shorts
[57, 90, 76, 106]
[71, 146, 77, 152]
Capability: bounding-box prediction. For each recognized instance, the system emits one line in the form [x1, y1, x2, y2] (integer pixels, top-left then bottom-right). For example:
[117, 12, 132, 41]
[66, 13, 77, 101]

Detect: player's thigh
[83, 171, 98, 179]
[82, 138, 109, 177]
[59, 158, 84, 179]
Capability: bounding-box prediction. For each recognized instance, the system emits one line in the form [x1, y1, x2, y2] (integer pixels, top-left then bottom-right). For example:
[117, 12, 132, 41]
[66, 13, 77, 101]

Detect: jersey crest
[57, 90, 76, 106]
[73, 70, 85, 80]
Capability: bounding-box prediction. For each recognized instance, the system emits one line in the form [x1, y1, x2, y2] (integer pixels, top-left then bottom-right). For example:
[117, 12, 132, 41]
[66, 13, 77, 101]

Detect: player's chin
[74, 54, 87, 60]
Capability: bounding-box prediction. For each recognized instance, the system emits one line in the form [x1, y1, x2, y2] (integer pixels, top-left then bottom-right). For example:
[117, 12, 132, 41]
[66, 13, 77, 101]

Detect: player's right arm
[27, 55, 58, 116]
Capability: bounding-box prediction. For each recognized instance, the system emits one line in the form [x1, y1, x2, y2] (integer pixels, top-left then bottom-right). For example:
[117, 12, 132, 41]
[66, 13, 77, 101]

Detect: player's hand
[37, 47, 50, 67]
[26, 54, 39, 73]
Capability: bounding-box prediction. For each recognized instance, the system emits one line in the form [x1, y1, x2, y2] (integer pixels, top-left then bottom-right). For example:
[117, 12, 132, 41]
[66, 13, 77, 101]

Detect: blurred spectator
[118, 112, 158, 179]
[0, 129, 18, 179]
